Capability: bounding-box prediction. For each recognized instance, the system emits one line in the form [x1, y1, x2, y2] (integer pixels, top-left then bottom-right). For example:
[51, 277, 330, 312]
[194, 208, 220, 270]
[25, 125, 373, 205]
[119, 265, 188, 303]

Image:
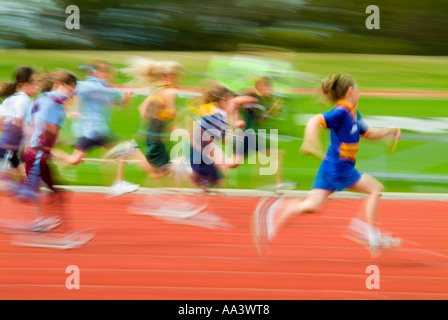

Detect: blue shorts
[190, 146, 222, 188]
[75, 133, 120, 152]
[311, 160, 362, 191]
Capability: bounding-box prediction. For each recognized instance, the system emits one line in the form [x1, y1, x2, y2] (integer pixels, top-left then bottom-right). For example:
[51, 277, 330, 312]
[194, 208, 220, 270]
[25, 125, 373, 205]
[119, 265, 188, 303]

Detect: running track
[0, 192, 447, 300]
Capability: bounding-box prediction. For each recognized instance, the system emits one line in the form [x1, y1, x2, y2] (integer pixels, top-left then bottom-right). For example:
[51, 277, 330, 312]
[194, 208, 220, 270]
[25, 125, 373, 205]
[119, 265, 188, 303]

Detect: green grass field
[1, 50, 447, 193]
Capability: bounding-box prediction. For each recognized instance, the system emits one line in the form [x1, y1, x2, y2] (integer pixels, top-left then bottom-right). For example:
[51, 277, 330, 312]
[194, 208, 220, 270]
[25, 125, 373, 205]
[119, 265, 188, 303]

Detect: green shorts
[145, 141, 170, 167]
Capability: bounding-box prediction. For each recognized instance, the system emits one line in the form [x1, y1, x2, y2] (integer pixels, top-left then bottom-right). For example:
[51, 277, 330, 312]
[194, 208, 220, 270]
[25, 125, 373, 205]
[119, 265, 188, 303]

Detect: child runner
[122, 58, 207, 223]
[0, 66, 37, 185]
[116, 57, 185, 180]
[252, 73, 402, 257]
[50, 61, 139, 197]
[0, 66, 52, 233]
[189, 80, 253, 190]
[129, 80, 252, 229]
[10, 70, 94, 248]
[239, 76, 284, 187]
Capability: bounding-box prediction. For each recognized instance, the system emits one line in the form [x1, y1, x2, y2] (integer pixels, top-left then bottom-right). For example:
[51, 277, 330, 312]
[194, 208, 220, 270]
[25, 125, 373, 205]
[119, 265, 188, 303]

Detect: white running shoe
[369, 233, 402, 256]
[345, 227, 402, 257]
[272, 182, 297, 195]
[251, 197, 283, 257]
[266, 198, 283, 242]
[31, 216, 62, 233]
[108, 180, 140, 197]
[130, 201, 207, 219]
[160, 212, 232, 229]
[159, 204, 207, 218]
[12, 230, 95, 249]
[0, 216, 62, 234]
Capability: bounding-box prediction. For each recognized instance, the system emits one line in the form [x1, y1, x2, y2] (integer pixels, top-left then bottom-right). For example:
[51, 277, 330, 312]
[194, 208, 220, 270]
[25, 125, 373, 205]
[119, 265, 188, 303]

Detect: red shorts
[22, 148, 55, 192]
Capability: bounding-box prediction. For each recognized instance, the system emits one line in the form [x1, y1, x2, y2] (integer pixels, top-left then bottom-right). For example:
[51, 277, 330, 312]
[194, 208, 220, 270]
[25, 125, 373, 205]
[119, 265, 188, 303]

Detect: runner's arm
[299, 114, 326, 160]
[363, 127, 400, 140]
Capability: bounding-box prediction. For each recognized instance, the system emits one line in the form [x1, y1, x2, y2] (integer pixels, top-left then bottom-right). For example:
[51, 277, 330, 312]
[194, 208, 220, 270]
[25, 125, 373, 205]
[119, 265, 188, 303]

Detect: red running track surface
[0, 193, 447, 300]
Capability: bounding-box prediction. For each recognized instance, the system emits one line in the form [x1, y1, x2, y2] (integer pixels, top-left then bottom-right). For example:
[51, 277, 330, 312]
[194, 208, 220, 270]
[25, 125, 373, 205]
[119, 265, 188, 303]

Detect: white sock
[368, 225, 381, 246]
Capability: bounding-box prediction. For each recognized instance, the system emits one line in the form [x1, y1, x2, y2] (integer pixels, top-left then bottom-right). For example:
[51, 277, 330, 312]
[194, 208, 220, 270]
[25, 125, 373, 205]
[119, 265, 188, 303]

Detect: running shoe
[160, 212, 231, 229]
[344, 226, 402, 257]
[251, 197, 283, 256]
[1, 216, 62, 234]
[272, 182, 297, 194]
[12, 230, 95, 249]
[108, 180, 140, 197]
[369, 234, 402, 257]
[31, 216, 63, 233]
[130, 201, 207, 219]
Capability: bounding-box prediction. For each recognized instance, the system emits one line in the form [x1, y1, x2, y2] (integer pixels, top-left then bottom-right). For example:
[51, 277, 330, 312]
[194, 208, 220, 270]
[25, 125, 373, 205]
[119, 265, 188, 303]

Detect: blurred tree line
[0, 0, 446, 55]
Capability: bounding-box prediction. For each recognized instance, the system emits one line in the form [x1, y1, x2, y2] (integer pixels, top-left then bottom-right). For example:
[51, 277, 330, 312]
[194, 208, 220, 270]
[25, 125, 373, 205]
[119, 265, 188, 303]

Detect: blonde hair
[123, 56, 185, 85]
[38, 70, 77, 92]
[321, 73, 356, 103]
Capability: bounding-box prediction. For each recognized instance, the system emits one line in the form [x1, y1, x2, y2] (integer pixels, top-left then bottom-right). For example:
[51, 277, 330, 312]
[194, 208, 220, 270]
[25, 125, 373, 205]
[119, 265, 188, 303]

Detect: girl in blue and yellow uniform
[188, 81, 252, 190]
[253, 73, 402, 256]
[181, 79, 253, 190]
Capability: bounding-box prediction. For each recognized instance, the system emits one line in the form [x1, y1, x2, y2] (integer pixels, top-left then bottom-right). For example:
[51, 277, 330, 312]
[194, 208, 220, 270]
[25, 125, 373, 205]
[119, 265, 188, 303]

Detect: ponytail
[0, 66, 35, 99]
[0, 82, 18, 99]
[321, 73, 356, 103]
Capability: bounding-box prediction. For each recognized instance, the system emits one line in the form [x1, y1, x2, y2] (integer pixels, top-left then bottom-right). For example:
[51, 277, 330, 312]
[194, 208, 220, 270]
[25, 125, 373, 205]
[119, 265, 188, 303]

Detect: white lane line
[49, 185, 448, 201]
